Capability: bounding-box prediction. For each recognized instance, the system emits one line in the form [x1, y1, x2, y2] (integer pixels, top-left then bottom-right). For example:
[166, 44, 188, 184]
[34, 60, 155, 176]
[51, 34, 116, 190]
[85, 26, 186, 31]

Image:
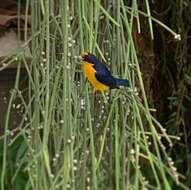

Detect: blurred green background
[0, 0, 191, 190]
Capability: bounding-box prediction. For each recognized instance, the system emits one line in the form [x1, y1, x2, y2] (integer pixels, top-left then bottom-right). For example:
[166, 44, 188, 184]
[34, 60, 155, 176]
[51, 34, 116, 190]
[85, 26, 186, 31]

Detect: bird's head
[81, 52, 99, 64]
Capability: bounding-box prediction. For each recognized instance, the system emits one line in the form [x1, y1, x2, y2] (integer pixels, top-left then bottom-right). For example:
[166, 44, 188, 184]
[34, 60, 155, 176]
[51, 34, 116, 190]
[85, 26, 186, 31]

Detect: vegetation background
[0, 0, 191, 190]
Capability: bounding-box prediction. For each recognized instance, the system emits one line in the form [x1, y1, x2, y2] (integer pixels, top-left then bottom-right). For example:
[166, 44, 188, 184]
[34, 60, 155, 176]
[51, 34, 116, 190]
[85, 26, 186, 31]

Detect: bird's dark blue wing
[93, 61, 111, 76]
[95, 73, 116, 88]
[86, 53, 111, 76]
[91, 57, 117, 87]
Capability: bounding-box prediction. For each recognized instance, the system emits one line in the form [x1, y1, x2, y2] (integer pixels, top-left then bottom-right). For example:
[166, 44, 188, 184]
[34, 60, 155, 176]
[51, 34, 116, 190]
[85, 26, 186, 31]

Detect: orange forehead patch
[81, 51, 89, 57]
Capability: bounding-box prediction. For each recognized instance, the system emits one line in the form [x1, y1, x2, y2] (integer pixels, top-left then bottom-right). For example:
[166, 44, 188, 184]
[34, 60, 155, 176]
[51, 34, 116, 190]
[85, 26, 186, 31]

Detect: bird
[81, 52, 129, 91]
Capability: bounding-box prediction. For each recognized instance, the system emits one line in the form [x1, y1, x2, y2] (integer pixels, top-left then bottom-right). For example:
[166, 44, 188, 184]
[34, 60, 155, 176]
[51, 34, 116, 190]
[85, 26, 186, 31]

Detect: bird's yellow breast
[83, 61, 109, 91]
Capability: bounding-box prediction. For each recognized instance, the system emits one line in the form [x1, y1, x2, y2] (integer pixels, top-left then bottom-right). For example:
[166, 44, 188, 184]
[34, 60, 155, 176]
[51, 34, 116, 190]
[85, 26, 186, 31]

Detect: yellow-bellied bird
[82, 52, 129, 91]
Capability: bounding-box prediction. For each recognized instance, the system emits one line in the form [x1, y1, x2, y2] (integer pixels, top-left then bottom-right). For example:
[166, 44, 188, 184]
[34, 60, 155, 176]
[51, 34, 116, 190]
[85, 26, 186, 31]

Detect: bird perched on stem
[81, 52, 129, 91]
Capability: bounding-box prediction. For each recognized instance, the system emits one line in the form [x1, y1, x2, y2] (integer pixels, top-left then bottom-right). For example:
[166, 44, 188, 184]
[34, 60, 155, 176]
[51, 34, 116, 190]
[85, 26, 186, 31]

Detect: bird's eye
[81, 51, 89, 58]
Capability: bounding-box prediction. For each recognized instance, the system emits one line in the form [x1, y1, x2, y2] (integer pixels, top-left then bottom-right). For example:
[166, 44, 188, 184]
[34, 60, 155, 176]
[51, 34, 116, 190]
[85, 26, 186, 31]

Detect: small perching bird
[81, 52, 129, 91]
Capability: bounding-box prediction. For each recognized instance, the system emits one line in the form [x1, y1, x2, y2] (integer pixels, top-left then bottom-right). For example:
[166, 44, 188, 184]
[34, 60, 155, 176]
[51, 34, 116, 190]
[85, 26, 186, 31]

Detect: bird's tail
[115, 78, 129, 87]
